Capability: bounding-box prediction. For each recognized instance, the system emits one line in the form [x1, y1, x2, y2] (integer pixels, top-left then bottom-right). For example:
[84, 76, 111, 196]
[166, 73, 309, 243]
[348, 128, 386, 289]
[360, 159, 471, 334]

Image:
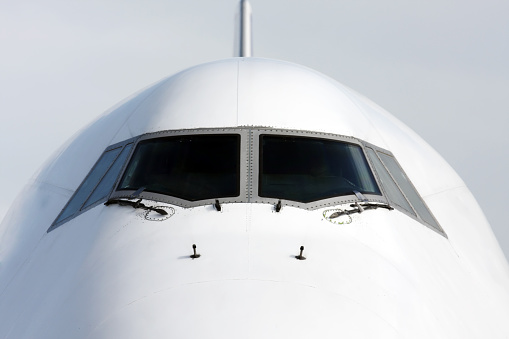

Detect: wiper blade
[104, 198, 168, 215]
[329, 202, 393, 219]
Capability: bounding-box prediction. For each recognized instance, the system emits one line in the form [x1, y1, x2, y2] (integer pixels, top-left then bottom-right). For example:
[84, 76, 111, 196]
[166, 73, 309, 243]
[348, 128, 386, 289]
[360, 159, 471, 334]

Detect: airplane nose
[88, 280, 402, 339]
[72, 203, 421, 339]
[4, 203, 442, 339]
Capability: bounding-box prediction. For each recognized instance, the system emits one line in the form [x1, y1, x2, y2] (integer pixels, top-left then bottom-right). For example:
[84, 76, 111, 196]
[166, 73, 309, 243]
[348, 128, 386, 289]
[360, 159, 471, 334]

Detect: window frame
[249, 128, 389, 210]
[108, 128, 249, 208]
[48, 127, 445, 238]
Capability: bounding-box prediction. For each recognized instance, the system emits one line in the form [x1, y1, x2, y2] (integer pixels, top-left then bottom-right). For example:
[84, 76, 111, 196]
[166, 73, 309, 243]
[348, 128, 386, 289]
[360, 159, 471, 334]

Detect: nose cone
[44, 204, 430, 339]
[91, 280, 401, 339]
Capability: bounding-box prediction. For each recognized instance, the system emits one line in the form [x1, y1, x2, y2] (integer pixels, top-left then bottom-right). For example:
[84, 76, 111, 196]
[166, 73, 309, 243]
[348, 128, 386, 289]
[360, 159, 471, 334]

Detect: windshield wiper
[329, 202, 393, 219]
[104, 197, 168, 215]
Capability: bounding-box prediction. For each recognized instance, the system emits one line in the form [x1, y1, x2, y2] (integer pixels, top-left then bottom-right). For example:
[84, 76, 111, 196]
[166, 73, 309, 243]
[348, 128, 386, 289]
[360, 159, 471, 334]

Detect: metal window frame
[110, 127, 389, 210]
[249, 128, 388, 210]
[48, 127, 445, 238]
[108, 128, 250, 208]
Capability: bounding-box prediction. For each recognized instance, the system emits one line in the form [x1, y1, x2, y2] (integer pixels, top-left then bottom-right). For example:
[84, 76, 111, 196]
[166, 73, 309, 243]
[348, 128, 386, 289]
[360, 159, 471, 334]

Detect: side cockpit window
[117, 134, 240, 201]
[365, 148, 415, 215]
[377, 152, 441, 231]
[365, 147, 443, 234]
[259, 135, 380, 202]
[82, 144, 133, 208]
[49, 128, 443, 237]
[49, 141, 134, 231]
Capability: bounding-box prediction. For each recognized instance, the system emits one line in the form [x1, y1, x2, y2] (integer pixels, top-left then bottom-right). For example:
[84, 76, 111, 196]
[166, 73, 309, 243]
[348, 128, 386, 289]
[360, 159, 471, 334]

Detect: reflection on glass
[259, 135, 381, 203]
[378, 152, 440, 229]
[55, 147, 122, 223]
[118, 135, 240, 201]
[365, 148, 415, 215]
[83, 143, 134, 209]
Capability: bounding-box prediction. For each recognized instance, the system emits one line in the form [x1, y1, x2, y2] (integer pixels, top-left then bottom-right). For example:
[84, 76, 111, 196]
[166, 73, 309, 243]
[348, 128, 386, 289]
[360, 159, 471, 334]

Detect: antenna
[234, 0, 253, 57]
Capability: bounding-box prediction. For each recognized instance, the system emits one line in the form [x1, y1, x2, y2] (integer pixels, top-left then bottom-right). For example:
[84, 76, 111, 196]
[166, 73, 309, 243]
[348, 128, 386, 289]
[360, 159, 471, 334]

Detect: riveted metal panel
[49, 127, 445, 237]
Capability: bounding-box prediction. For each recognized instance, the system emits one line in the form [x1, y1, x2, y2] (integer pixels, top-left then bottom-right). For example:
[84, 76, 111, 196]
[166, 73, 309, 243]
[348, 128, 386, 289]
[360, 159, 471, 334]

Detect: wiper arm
[356, 202, 394, 211]
[329, 202, 393, 219]
[128, 186, 146, 199]
[104, 198, 168, 215]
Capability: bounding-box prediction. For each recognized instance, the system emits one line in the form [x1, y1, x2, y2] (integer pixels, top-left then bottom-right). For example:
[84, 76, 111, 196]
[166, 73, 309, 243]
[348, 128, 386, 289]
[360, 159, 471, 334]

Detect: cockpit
[258, 135, 380, 202]
[118, 134, 241, 202]
[49, 128, 444, 236]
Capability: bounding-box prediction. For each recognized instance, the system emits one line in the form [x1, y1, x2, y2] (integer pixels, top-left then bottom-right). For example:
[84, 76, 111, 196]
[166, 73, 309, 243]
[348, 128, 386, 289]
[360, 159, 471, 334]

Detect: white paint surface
[1, 58, 508, 338]
[0, 0, 507, 259]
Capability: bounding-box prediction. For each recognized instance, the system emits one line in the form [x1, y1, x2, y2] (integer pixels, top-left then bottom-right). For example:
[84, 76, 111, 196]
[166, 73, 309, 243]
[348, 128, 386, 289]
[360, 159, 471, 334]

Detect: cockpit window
[82, 143, 133, 209]
[377, 152, 442, 231]
[259, 135, 381, 203]
[49, 128, 444, 237]
[365, 146, 444, 234]
[117, 134, 240, 201]
[49, 140, 134, 231]
[365, 147, 415, 215]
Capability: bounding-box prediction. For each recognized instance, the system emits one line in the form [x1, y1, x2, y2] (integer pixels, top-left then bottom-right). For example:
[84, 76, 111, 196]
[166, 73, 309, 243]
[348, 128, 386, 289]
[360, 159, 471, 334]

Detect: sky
[0, 0, 508, 260]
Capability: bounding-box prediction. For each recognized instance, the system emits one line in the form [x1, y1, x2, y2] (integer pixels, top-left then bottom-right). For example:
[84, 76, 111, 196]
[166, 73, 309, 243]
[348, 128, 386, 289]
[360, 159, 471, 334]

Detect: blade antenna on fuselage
[235, 0, 253, 57]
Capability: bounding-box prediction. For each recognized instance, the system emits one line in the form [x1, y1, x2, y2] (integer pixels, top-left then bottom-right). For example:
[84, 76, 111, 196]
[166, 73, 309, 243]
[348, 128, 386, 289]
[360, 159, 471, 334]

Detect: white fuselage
[1, 58, 508, 338]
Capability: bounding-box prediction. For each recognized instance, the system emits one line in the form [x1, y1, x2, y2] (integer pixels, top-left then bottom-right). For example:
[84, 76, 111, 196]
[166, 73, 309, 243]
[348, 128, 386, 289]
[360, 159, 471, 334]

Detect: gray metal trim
[108, 128, 250, 208]
[250, 128, 388, 210]
[48, 127, 446, 238]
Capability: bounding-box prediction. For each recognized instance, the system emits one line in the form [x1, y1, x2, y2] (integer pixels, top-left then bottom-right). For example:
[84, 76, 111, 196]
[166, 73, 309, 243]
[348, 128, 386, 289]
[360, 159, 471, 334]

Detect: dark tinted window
[118, 134, 240, 201]
[259, 135, 381, 203]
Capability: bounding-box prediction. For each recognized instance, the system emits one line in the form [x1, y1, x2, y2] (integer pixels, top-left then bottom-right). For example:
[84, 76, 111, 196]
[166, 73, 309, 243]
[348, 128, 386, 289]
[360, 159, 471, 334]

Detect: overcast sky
[0, 0, 507, 260]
